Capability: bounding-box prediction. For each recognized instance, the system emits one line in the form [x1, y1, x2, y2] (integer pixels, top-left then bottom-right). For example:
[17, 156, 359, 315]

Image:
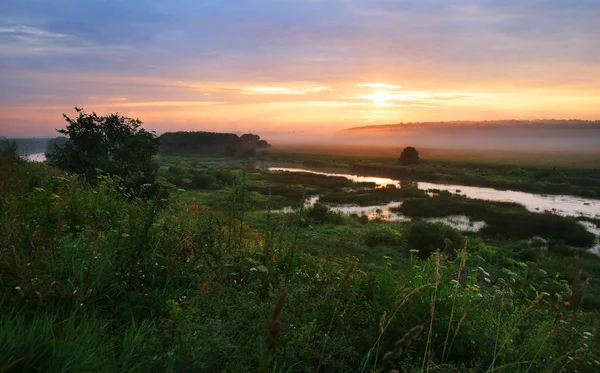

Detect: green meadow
[2, 146, 599, 372]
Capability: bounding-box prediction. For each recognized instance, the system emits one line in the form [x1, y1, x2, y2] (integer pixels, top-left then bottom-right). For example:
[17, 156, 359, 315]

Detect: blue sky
[1, 0, 599, 136]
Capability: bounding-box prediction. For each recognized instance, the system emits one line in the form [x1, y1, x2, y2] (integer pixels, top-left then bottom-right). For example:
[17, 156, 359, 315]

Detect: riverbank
[259, 146, 600, 199]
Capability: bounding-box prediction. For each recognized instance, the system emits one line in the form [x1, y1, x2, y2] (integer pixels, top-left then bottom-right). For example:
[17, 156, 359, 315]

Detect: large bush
[406, 220, 464, 257]
[46, 108, 159, 195]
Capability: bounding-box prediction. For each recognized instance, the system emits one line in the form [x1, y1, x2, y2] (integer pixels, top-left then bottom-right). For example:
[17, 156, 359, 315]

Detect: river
[268, 167, 600, 252]
[26, 153, 46, 162]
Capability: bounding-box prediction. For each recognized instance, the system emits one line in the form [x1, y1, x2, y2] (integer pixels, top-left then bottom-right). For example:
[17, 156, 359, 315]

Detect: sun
[369, 91, 389, 104]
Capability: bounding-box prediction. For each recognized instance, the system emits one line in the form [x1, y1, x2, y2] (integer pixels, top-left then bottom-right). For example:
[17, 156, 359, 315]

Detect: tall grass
[1, 157, 599, 372]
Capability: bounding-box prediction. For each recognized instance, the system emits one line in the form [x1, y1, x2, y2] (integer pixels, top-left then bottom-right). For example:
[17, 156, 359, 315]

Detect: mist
[264, 120, 600, 153]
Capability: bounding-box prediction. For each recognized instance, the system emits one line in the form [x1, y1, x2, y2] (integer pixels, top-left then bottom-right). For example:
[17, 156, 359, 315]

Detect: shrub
[405, 220, 464, 258]
[363, 224, 404, 246]
[306, 203, 344, 224]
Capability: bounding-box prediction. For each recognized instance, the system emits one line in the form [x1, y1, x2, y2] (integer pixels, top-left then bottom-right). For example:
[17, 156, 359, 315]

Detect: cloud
[1, 0, 599, 135]
[356, 83, 401, 89]
[244, 87, 306, 95]
[107, 101, 224, 108]
[354, 89, 499, 104]
[0, 25, 66, 39]
[244, 86, 330, 95]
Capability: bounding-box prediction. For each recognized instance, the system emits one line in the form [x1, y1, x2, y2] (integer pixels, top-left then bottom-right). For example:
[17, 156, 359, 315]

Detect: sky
[1, 0, 599, 137]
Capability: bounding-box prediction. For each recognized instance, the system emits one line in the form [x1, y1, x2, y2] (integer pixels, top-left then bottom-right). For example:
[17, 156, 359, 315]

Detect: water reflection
[26, 153, 46, 162]
[268, 167, 600, 218]
[268, 166, 599, 250]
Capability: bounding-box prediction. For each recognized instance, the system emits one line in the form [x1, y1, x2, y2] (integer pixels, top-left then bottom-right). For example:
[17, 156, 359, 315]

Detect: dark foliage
[399, 146, 420, 165]
[0, 140, 21, 162]
[46, 108, 160, 194]
[399, 196, 595, 247]
[159, 131, 271, 157]
[45, 137, 68, 154]
[405, 221, 465, 258]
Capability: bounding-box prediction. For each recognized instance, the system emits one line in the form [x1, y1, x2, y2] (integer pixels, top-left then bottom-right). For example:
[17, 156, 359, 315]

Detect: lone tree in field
[399, 146, 420, 165]
[47, 108, 160, 193]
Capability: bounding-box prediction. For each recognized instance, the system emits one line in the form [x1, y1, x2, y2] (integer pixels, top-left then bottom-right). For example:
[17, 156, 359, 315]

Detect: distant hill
[159, 131, 271, 157]
[344, 119, 600, 132]
[339, 120, 600, 151]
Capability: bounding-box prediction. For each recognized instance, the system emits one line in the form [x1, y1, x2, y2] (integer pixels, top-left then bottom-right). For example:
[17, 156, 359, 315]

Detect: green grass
[260, 147, 600, 198]
[1, 156, 599, 372]
[396, 195, 595, 247]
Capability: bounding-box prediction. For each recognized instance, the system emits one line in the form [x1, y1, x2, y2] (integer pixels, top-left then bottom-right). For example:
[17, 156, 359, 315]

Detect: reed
[442, 241, 468, 362]
[316, 262, 356, 373]
[487, 293, 544, 372]
[422, 251, 441, 373]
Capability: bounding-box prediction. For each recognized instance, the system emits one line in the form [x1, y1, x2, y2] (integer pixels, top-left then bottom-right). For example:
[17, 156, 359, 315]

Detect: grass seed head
[267, 290, 287, 349]
[379, 311, 387, 334]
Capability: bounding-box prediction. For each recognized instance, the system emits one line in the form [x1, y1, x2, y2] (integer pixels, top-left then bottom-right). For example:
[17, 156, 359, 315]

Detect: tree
[45, 137, 68, 154]
[399, 146, 420, 165]
[257, 139, 272, 149]
[47, 108, 160, 193]
[240, 133, 260, 144]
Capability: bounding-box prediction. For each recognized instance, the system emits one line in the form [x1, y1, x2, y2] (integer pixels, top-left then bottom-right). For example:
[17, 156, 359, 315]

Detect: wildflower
[50, 193, 61, 200]
[34, 187, 45, 192]
[409, 249, 419, 254]
[15, 286, 22, 291]
[309, 343, 315, 348]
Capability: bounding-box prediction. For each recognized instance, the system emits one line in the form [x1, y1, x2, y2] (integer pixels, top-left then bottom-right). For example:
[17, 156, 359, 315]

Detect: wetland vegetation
[2, 121, 600, 372]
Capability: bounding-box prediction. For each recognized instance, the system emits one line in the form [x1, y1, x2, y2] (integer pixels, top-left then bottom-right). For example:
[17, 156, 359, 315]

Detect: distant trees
[240, 133, 260, 144]
[400, 146, 420, 165]
[241, 133, 272, 149]
[159, 131, 271, 157]
[47, 108, 160, 193]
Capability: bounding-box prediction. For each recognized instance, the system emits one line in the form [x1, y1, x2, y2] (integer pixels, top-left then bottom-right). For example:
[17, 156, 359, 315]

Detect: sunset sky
[1, 0, 599, 137]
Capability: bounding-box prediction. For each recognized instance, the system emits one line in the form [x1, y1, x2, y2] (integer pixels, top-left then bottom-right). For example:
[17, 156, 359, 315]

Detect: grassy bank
[395, 196, 596, 247]
[259, 146, 600, 199]
[1, 156, 599, 372]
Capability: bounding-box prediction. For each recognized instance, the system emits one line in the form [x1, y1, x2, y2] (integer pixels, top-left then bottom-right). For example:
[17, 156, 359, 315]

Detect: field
[2, 147, 600, 372]
[272, 144, 600, 168]
[257, 145, 600, 199]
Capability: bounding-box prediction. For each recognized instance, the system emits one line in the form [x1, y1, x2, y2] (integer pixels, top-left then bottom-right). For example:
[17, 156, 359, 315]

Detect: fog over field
[260, 120, 600, 152]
